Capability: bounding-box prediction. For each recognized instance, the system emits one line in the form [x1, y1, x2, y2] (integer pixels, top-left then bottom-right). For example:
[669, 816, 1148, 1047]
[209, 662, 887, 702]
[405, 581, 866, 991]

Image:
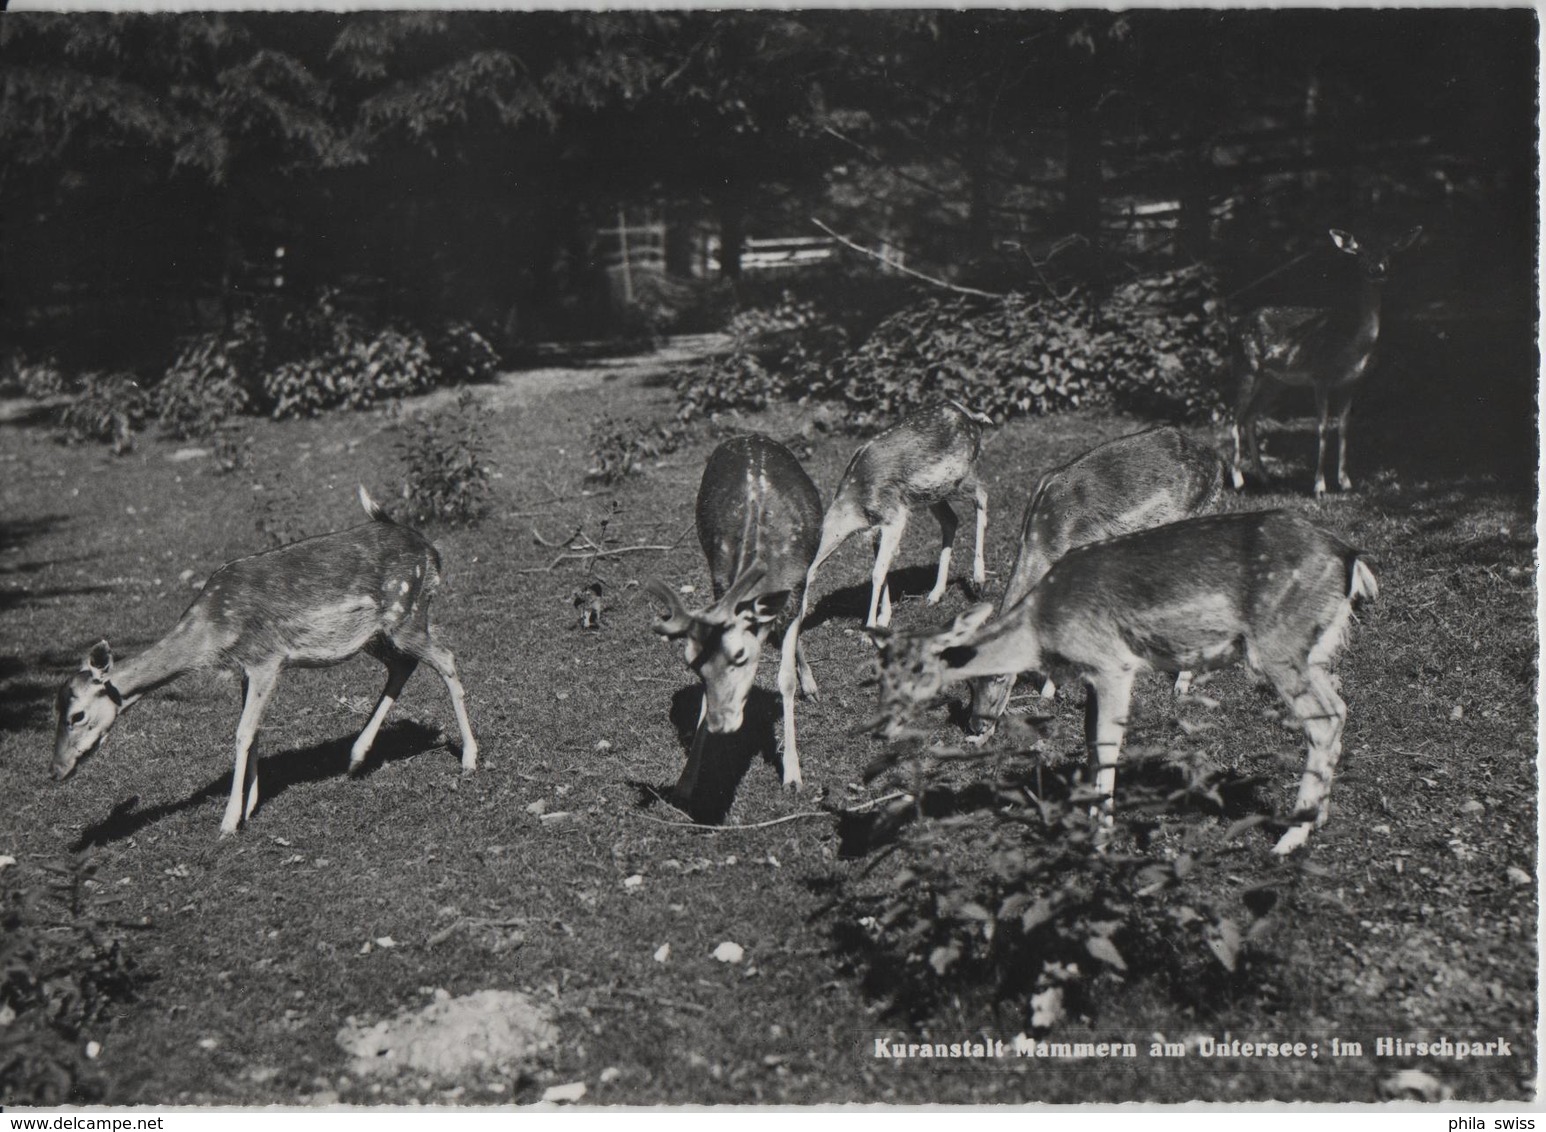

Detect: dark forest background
[1, 9, 1535, 371]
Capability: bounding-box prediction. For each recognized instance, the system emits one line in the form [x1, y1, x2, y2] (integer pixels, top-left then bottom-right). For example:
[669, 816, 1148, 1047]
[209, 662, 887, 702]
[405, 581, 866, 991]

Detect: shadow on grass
[627, 685, 782, 825]
[803, 565, 979, 634]
[71, 719, 446, 849]
[1, 640, 160, 737]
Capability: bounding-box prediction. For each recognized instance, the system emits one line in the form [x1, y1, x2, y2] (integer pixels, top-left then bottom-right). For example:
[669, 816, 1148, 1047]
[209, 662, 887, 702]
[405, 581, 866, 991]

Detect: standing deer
[52, 487, 478, 837]
[1232, 225, 1422, 496]
[966, 427, 1224, 737]
[803, 400, 990, 630]
[870, 510, 1378, 855]
[646, 434, 823, 789]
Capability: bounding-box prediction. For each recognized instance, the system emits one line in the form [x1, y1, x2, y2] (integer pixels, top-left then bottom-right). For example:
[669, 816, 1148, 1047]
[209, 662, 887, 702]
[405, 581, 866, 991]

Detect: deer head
[53, 641, 123, 779]
[866, 603, 995, 739]
[1330, 226, 1422, 285]
[646, 566, 790, 733]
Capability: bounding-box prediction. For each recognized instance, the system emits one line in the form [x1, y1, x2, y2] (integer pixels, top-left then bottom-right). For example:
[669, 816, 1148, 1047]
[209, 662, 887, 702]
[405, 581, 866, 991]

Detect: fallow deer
[1232, 225, 1422, 496]
[870, 510, 1378, 855]
[966, 427, 1224, 737]
[803, 400, 991, 630]
[646, 434, 823, 789]
[52, 486, 478, 837]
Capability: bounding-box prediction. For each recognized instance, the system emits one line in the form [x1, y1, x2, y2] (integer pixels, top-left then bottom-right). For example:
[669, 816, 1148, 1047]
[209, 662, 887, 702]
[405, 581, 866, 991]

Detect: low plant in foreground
[56, 371, 150, 454]
[0, 856, 141, 1106]
[840, 727, 1278, 1031]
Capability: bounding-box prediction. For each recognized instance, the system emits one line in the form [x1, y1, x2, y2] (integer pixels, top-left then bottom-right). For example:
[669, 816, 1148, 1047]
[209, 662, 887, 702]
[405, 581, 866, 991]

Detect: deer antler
[709, 562, 768, 621]
[645, 579, 695, 638]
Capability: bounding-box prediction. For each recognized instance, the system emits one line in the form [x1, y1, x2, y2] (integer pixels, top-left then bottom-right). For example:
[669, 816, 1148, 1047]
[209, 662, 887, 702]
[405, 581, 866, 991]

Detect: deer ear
[1329, 229, 1359, 254]
[1391, 226, 1422, 253]
[744, 591, 790, 626]
[86, 640, 113, 680]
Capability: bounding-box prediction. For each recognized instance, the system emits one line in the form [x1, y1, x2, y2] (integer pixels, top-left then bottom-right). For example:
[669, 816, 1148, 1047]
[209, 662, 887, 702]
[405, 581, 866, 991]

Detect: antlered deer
[1232, 226, 1422, 496]
[646, 434, 823, 789]
[803, 400, 991, 630]
[53, 487, 478, 837]
[871, 510, 1378, 855]
[966, 427, 1224, 736]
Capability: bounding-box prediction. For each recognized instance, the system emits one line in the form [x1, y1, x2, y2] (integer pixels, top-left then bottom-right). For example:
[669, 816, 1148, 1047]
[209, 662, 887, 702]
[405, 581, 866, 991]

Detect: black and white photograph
[0, 5, 1537, 1109]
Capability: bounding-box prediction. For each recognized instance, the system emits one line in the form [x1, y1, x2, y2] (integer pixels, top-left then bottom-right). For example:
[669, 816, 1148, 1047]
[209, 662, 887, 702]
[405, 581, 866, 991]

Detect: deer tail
[358, 484, 390, 523]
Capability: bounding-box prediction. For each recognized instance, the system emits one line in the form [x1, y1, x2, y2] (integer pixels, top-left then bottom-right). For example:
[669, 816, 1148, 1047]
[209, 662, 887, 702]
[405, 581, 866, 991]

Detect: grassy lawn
[0, 335, 1535, 1104]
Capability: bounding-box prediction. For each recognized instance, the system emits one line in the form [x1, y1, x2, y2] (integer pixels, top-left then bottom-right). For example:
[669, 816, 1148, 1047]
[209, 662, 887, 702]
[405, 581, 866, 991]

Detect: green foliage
[431, 320, 503, 385]
[676, 267, 1228, 431]
[57, 371, 150, 453]
[586, 416, 689, 485]
[1, 354, 70, 400]
[395, 390, 495, 524]
[154, 315, 265, 439]
[264, 326, 441, 419]
[842, 741, 1272, 1028]
[0, 857, 140, 1106]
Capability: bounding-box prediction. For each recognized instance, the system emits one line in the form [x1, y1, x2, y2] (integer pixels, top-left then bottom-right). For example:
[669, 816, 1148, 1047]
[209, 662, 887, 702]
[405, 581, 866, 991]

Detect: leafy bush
[57, 371, 150, 453]
[676, 266, 1229, 432]
[586, 416, 689, 484]
[432, 320, 502, 385]
[839, 730, 1274, 1029]
[154, 315, 266, 439]
[0, 857, 140, 1106]
[264, 326, 441, 419]
[396, 390, 495, 524]
[2, 353, 70, 400]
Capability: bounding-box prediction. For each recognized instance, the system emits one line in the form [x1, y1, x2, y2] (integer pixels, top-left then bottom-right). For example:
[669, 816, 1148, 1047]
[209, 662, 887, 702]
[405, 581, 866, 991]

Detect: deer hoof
[1272, 824, 1313, 856]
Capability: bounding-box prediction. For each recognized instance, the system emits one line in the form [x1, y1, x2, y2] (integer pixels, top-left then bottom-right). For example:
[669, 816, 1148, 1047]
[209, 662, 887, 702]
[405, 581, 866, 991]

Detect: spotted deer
[966, 427, 1224, 737]
[1232, 225, 1422, 496]
[803, 400, 990, 630]
[52, 487, 478, 837]
[646, 434, 823, 789]
[870, 510, 1378, 855]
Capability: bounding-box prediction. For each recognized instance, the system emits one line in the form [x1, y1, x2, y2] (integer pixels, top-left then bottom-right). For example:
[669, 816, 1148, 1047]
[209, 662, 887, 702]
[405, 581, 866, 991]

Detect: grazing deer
[52, 487, 478, 837]
[804, 400, 990, 630]
[966, 427, 1224, 737]
[870, 510, 1378, 855]
[1232, 225, 1422, 496]
[646, 434, 823, 789]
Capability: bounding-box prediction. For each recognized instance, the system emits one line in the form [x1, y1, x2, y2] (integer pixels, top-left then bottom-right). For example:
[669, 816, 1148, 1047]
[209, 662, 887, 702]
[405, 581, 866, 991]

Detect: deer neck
[942, 607, 1043, 682]
[110, 619, 222, 705]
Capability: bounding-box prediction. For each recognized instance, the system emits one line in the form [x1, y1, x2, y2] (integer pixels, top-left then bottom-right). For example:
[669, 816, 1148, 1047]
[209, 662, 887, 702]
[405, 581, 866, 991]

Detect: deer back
[836, 401, 986, 518]
[696, 434, 823, 610]
[995, 511, 1369, 680]
[193, 515, 441, 669]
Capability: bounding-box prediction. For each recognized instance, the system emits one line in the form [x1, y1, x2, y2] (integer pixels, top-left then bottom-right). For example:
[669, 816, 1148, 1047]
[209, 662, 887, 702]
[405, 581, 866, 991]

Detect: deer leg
[969, 483, 988, 595]
[869, 516, 907, 628]
[1263, 662, 1347, 855]
[925, 500, 959, 605]
[223, 664, 280, 838]
[1334, 389, 1356, 492]
[777, 621, 803, 789]
[1232, 367, 1266, 490]
[1173, 670, 1195, 697]
[1083, 667, 1136, 829]
[1311, 383, 1333, 497]
[396, 623, 478, 774]
[349, 649, 418, 775]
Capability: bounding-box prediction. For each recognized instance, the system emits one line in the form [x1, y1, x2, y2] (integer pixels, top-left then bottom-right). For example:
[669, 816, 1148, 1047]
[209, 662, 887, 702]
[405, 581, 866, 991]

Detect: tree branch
[810, 219, 1004, 299]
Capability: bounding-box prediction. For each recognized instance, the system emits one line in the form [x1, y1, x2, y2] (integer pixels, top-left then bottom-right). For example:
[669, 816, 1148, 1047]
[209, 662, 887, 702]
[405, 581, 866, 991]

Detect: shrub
[586, 416, 689, 484]
[0, 857, 140, 1106]
[264, 326, 441, 419]
[154, 315, 266, 439]
[839, 729, 1274, 1029]
[432, 321, 502, 385]
[675, 266, 1230, 432]
[2, 353, 69, 400]
[57, 371, 150, 453]
[396, 390, 494, 524]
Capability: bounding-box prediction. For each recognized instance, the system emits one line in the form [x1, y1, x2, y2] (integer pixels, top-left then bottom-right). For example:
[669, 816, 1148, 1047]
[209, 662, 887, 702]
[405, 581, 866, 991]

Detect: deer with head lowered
[1232, 225, 1422, 496]
[965, 426, 1224, 738]
[53, 486, 478, 837]
[646, 434, 823, 789]
[870, 510, 1378, 855]
[803, 400, 990, 631]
